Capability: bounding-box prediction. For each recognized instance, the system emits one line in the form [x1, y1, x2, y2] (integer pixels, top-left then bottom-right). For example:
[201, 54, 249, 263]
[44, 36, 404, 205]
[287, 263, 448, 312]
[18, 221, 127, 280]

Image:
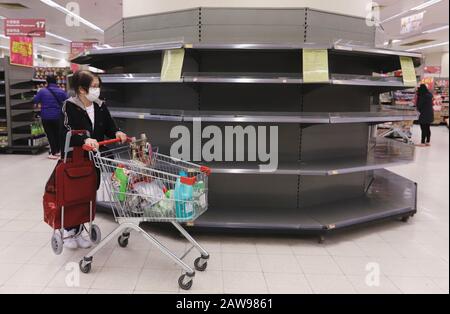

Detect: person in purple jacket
[33, 75, 69, 159]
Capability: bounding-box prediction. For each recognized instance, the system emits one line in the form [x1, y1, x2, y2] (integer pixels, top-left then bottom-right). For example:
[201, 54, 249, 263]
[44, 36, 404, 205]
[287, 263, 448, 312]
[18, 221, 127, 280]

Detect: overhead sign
[400, 12, 425, 34]
[303, 49, 329, 83]
[10, 36, 34, 67]
[4, 19, 46, 38]
[70, 41, 98, 72]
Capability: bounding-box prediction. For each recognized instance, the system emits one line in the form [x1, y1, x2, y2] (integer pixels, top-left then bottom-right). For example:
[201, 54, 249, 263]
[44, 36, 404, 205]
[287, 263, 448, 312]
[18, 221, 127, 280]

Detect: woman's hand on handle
[84, 138, 99, 151]
[116, 131, 128, 144]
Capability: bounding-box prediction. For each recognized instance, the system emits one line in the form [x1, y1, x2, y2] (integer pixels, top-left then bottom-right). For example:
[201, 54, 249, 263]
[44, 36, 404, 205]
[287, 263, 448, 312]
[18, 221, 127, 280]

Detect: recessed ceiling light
[40, 0, 104, 33]
[422, 25, 449, 34]
[411, 0, 442, 11]
[47, 31, 72, 43]
[406, 41, 449, 51]
[38, 44, 68, 54]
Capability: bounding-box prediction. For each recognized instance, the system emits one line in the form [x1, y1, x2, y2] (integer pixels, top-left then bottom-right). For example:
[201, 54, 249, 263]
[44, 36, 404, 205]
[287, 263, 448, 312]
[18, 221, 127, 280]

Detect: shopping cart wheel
[194, 256, 208, 272]
[178, 274, 194, 290]
[90, 224, 101, 244]
[118, 235, 129, 248]
[51, 232, 63, 255]
[79, 258, 92, 274]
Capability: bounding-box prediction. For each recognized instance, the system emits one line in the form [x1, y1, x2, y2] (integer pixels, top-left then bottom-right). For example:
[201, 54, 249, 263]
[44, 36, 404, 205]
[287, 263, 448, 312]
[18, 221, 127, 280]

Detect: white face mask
[85, 87, 100, 102]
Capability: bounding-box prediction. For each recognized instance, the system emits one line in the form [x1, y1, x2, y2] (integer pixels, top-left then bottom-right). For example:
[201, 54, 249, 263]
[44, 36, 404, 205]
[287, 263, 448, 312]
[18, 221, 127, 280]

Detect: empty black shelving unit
[73, 8, 421, 240]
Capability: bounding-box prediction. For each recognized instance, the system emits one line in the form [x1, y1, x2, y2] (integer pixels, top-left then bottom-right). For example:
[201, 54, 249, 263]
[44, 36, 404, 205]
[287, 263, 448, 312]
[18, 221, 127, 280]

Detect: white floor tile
[357, 242, 403, 258]
[135, 269, 181, 292]
[306, 274, 356, 294]
[296, 255, 343, 275]
[255, 239, 293, 255]
[88, 288, 133, 294]
[388, 276, 445, 294]
[264, 273, 312, 294]
[0, 245, 41, 264]
[90, 267, 141, 291]
[0, 264, 22, 285]
[429, 277, 449, 293]
[47, 265, 100, 289]
[0, 285, 44, 294]
[5, 264, 60, 287]
[259, 254, 302, 273]
[347, 275, 402, 294]
[223, 271, 268, 294]
[104, 248, 149, 269]
[222, 253, 262, 272]
[221, 237, 257, 254]
[41, 287, 88, 294]
[290, 241, 330, 256]
[333, 256, 379, 276]
[0, 220, 39, 232]
[326, 241, 367, 257]
[181, 270, 224, 294]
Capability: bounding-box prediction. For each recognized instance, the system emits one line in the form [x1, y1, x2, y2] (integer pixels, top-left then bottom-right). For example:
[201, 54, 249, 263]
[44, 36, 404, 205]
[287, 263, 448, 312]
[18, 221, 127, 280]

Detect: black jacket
[417, 92, 434, 124]
[61, 97, 119, 155]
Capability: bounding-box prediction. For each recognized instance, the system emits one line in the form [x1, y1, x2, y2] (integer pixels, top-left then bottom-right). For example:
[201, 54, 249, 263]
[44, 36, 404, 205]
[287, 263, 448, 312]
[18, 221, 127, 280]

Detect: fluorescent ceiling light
[40, 54, 63, 60]
[40, 0, 104, 33]
[406, 41, 449, 51]
[422, 25, 449, 33]
[38, 44, 68, 54]
[47, 31, 71, 43]
[411, 0, 442, 11]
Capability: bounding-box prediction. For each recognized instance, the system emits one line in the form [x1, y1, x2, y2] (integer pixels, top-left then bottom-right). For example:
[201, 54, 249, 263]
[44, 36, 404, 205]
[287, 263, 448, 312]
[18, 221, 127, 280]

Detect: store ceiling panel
[0, 0, 122, 59]
[376, 0, 449, 53]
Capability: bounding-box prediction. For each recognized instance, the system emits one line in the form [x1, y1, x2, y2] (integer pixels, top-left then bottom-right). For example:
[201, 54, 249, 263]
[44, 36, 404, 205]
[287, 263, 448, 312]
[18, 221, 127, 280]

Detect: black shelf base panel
[189, 169, 416, 234]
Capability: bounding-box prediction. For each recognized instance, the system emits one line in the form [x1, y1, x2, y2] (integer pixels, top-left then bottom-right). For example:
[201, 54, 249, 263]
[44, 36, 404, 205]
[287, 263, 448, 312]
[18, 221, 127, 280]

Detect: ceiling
[0, 0, 122, 60]
[375, 0, 449, 53]
[0, 0, 448, 61]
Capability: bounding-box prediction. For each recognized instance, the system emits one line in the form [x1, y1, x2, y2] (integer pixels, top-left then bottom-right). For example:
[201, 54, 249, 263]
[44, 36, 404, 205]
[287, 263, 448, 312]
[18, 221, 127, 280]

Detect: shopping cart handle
[200, 166, 212, 176]
[82, 137, 133, 151]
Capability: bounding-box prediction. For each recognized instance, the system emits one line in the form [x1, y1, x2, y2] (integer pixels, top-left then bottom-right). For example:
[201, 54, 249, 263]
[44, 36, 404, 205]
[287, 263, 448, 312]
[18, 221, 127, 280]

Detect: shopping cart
[79, 135, 211, 290]
[44, 130, 101, 255]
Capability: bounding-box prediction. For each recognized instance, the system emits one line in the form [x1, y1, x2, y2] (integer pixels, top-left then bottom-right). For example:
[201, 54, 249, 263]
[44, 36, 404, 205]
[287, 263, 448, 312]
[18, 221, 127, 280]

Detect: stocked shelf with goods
[433, 78, 449, 124]
[76, 8, 421, 240]
[0, 57, 48, 154]
[34, 67, 71, 92]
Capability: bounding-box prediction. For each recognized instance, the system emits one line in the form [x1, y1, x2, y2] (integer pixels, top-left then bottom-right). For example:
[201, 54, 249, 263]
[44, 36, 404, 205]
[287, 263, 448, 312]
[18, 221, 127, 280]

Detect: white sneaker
[76, 234, 92, 249]
[63, 230, 78, 249]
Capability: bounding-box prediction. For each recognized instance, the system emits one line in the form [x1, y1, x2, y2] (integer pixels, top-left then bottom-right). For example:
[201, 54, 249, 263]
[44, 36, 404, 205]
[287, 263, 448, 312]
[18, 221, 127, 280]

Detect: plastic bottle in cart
[174, 171, 195, 219]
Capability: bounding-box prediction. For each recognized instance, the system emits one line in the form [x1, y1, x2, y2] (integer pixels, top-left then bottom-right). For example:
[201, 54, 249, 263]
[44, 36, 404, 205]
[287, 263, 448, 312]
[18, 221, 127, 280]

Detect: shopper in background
[60, 70, 127, 249]
[416, 84, 434, 147]
[33, 75, 68, 159]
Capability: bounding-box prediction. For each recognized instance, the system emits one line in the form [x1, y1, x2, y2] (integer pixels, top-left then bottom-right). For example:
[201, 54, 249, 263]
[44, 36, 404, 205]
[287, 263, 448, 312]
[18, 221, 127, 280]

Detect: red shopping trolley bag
[43, 130, 97, 230]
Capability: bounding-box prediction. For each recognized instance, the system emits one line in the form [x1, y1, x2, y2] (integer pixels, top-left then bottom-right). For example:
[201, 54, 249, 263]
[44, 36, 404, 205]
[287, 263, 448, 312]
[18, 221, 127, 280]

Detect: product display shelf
[0, 57, 47, 154]
[80, 8, 422, 240]
[109, 107, 418, 124]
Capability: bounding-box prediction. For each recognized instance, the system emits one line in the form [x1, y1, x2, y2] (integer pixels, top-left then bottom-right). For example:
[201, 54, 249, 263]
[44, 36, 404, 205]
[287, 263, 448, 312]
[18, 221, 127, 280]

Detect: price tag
[303, 49, 330, 83]
[161, 48, 185, 82]
[400, 56, 417, 87]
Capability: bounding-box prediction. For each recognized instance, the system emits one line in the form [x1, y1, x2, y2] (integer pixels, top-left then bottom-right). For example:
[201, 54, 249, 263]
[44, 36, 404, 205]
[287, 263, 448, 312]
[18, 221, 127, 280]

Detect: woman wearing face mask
[61, 70, 127, 249]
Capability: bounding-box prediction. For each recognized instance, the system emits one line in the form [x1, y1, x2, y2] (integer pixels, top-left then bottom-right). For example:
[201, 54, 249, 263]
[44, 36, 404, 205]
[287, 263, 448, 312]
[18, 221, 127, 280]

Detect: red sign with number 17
[4, 19, 46, 38]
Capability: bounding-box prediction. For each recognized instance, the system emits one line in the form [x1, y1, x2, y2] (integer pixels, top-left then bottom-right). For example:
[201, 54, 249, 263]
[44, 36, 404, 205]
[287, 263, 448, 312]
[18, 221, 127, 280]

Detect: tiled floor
[0, 126, 448, 294]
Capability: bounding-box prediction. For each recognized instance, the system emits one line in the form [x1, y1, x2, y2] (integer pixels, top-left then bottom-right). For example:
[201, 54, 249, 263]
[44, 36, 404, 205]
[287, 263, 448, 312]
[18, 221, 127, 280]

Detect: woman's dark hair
[417, 84, 429, 96]
[46, 75, 57, 84]
[71, 70, 101, 95]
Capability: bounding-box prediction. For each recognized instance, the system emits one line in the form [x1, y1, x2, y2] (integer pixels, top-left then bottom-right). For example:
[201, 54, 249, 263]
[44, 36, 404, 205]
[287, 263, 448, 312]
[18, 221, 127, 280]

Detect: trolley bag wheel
[90, 224, 101, 244]
[118, 233, 130, 248]
[79, 258, 92, 274]
[194, 256, 208, 272]
[178, 274, 194, 290]
[51, 232, 64, 255]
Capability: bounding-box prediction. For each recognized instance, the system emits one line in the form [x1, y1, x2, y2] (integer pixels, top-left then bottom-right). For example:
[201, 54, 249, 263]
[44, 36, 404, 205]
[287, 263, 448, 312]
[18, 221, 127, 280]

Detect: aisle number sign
[303, 49, 329, 83]
[161, 49, 185, 82]
[400, 56, 417, 87]
[4, 19, 46, 38]
[10, 36, 34, 67]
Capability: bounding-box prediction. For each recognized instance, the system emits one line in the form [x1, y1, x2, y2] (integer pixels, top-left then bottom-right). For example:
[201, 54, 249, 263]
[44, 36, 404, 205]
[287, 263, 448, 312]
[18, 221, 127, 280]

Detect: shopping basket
[79, 135, 211, 290]
[43, 130, 101, 255]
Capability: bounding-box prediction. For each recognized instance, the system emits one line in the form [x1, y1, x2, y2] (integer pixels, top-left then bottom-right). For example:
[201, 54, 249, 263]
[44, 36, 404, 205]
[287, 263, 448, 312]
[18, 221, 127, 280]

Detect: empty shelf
[207, 137, 414, 175]
[183, 72, 303, 84]
[191, 169, 416, 232]
[110, 107, 417, 124]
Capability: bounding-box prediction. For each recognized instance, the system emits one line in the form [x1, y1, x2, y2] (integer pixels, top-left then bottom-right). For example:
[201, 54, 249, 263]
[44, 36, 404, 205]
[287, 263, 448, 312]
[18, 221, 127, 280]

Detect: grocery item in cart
[175, 171, 195, 219]
[113, 166, 129, 202]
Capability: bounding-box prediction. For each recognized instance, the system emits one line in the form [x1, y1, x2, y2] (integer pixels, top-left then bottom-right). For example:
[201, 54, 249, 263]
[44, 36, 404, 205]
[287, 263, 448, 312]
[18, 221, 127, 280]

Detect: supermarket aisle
[0, 125, 448, 294]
